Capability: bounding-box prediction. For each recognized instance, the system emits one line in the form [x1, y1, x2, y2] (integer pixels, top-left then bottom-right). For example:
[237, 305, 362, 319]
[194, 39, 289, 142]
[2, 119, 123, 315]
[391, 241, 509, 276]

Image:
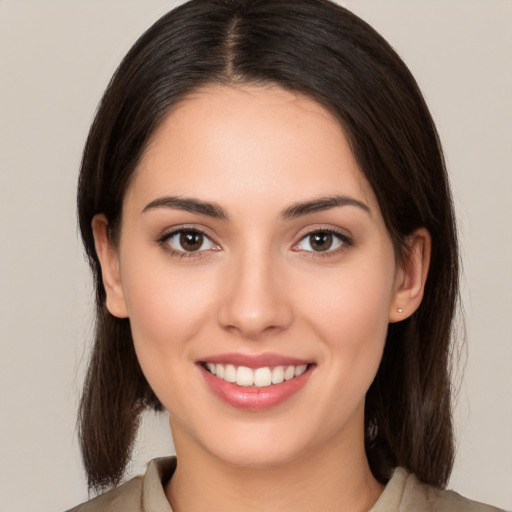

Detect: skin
[93, 84, 430, 512]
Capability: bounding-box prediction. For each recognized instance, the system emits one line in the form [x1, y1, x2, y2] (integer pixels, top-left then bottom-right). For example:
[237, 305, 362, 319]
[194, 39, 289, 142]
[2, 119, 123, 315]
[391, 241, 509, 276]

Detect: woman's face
[96, 84, 418, 468]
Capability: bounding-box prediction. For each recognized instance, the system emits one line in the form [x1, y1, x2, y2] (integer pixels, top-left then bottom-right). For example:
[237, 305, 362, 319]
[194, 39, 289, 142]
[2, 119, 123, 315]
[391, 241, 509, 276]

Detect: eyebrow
[142, 196, 228, 220]
[281, 195, 371, 219]
[142, 194, 370, 221]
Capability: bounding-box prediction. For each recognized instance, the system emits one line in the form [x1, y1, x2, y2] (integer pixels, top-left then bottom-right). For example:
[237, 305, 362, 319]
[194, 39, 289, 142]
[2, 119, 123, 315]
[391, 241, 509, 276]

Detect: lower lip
[199, 364, 314, 411]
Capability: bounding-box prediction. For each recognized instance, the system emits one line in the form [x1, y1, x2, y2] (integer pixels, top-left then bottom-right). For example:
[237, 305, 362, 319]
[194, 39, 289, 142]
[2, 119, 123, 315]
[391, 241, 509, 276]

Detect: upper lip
[198, 352, 312, 369]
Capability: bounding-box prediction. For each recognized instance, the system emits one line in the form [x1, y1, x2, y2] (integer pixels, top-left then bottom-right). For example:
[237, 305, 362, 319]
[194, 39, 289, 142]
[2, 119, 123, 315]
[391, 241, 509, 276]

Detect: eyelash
[292, 228, 352, 257]
[157, 227, 220, 260]
[157, 226, 352, 259]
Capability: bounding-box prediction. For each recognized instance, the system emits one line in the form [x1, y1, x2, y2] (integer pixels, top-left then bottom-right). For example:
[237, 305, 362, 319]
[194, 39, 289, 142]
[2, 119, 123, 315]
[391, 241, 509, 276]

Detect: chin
[213, 443, 305, 470]
[193, 420, 317, 470]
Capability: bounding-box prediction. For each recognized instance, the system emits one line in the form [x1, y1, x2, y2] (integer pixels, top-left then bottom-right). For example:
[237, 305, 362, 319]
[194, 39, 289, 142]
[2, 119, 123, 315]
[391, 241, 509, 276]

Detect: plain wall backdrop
[0, 1, 510, 511]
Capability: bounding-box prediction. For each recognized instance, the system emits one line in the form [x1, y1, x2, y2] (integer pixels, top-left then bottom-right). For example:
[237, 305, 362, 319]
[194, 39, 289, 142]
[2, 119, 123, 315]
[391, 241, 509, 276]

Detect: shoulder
[64, 457, 176, 512]
[373, 467, 507, 512]
[404, 478, 506, 512]
[64, 476, 143, 512]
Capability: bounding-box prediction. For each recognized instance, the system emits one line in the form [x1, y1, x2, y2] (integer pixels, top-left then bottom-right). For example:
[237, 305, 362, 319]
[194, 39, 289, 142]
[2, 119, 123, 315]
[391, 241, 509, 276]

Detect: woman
[68, 0, 504, 510]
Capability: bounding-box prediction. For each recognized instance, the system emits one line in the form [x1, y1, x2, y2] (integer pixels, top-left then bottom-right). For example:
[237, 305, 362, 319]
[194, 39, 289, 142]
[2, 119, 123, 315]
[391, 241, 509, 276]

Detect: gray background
[1, 1, 510, 510]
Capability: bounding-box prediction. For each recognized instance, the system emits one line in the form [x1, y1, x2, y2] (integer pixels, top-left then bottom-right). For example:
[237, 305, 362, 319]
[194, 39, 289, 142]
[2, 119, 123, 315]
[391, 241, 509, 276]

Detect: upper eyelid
[296, 225, 352, 241]
[158, 225, 217, 242]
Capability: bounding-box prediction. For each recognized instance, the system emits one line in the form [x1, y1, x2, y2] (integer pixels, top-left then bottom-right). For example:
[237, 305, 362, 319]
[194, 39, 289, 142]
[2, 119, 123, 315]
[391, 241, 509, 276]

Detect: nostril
[215, 259, 294, 337]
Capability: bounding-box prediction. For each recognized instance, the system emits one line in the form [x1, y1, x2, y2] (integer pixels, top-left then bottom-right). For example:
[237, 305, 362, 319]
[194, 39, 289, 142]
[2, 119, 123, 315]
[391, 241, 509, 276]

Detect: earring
[397, 308, 403, 314]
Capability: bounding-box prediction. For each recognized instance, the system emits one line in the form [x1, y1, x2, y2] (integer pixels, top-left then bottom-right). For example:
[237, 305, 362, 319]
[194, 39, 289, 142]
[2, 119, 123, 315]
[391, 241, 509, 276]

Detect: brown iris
[180, 231, 204, 251]
[309, 232, 333, 251]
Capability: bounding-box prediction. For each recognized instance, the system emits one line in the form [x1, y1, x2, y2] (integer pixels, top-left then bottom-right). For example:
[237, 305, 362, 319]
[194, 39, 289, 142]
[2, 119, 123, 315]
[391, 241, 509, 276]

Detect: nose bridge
[217, 241, 293, 339]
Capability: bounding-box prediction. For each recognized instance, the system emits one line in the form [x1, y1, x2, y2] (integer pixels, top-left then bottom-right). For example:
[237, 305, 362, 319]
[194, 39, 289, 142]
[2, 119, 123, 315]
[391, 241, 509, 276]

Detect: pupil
[311, 232, 332, 251]
[180, 231, 203, 251]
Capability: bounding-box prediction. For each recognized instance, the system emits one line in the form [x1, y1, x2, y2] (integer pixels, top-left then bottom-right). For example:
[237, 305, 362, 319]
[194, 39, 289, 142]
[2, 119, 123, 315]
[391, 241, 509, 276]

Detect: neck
[165, 419, 384, 512]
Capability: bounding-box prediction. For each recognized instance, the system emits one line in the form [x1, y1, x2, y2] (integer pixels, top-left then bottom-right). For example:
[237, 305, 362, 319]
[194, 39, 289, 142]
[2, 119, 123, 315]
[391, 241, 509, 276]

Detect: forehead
[126, 84, 378, 215]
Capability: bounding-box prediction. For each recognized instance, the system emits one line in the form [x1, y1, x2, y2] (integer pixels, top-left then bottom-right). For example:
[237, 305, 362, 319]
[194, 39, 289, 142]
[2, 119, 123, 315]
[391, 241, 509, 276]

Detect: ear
[389, 228, 431, 323]
[91, 214, 128, 318]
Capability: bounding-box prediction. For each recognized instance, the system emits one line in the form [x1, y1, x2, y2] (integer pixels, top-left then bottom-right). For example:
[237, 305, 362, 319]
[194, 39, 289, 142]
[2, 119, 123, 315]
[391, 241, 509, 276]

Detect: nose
[217, 250, 294, 340]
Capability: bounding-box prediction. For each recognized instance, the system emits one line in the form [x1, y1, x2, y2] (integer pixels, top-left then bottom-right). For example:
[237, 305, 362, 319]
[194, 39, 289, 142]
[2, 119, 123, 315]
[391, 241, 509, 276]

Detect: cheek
[120, 261, 223, 418]
[293, 269, 393, 432]
[296, 254, 396, 385]
[119, 255, 217, 371]
[302, 259, 394, 336]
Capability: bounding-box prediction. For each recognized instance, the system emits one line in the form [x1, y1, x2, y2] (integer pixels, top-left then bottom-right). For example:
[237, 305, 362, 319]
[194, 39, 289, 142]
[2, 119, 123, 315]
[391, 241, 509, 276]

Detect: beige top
[66, 457, 506, 512]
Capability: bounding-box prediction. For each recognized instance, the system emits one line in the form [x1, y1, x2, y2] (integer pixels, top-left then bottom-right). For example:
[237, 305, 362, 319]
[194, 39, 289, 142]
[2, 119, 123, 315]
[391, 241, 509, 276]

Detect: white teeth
[295, 364, 307, 377]
[284, 365, 295, 381]
[205, 362, 309, 387]
[271, 366, 285, 384]
[224, 364, 236, 383]
[253, 367, 272, 387]
[236, 366, 254, 386]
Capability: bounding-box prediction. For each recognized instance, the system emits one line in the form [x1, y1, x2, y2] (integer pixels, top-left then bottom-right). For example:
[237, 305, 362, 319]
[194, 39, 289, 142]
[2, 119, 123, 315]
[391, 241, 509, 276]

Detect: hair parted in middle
[77, 0, 459, 492]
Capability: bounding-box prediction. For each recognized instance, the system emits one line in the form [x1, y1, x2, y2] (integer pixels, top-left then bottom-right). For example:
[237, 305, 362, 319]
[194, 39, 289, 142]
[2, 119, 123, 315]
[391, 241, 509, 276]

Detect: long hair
[77, 0, 459, 491]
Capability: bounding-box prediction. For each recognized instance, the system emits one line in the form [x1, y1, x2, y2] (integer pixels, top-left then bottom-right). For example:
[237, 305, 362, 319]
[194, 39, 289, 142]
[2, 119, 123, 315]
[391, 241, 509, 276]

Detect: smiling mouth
[201, 362, 310, 388]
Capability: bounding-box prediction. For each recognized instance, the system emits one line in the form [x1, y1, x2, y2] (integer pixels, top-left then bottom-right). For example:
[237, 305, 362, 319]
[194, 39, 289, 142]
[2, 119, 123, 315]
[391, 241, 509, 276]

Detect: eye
[294, 229, 350, 253]
[160, 229, 219, 253]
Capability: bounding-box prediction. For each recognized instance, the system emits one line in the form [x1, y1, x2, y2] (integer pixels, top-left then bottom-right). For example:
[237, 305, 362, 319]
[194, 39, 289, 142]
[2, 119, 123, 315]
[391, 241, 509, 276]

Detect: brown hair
[77, 0, 459, 491]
